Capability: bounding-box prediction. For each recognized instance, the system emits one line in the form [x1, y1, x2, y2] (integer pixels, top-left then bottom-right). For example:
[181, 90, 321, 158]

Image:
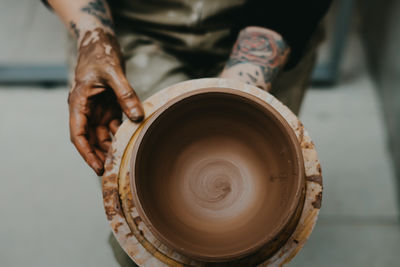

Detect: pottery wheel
[102, 78, 323, 267]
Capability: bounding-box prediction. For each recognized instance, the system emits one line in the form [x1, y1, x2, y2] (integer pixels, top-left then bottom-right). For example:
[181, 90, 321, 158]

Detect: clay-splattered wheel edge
[102, 78, 323, 267]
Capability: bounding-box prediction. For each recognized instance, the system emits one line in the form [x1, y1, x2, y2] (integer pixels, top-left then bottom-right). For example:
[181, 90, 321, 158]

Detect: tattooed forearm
[221, 27, 290, 91]
[226, 28, 289, 81]
[45, 0, 116, 46]
[81, 0, 113, 29]
[69, 21, 80, 39]
[81, 0, 106, 13]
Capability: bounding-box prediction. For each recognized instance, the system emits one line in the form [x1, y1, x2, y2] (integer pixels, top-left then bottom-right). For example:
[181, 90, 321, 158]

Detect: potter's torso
[110, 0, 247, 53]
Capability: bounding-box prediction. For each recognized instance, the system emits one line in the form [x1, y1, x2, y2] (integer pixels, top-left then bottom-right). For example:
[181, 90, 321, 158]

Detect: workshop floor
[0, 1, 399, 266]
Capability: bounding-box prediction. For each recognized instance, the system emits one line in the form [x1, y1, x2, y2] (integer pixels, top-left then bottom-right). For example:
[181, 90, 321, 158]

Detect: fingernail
[94, 163, 104, 176]
[129, 107, 144, 122]
[96, 168, 104, 176]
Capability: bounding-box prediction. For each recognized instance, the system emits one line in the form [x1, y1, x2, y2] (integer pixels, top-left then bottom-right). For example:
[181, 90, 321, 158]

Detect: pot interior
[131, 90, 304, 261]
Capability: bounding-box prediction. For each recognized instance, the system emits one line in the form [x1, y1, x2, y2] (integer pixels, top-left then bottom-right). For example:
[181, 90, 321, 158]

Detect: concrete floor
[0, 1, 399, 266]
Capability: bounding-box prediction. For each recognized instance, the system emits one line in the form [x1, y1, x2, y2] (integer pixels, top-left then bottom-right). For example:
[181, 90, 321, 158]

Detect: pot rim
[129, 87, 305, 262]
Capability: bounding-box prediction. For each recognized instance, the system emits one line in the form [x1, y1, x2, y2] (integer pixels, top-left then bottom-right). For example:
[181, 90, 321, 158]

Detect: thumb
[108, 72, 144, 122]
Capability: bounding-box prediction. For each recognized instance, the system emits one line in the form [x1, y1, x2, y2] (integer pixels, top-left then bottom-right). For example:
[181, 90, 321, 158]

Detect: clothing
[116, 21, 324, 113]
[109, 0, 330, 69]
[67, 0, 328, 113]
[64, 1, 330, 265]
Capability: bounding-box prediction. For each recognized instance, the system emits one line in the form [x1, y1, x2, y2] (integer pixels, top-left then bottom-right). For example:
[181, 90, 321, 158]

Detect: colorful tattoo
[81, 0, 113, 29]
[224, 27, 290, 88]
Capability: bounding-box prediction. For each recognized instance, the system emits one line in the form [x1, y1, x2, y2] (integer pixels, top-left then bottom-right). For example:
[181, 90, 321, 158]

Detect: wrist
[75, 23, 115, 48]
[78, 27, 117, 49]
[220, 63, 271, 91]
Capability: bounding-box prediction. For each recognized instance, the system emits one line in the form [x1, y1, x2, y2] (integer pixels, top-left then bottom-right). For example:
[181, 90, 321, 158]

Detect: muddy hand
[68, 28, 144, 175]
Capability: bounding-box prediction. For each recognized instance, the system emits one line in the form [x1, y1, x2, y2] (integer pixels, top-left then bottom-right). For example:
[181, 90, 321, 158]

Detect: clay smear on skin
[71, 28, 119, 94]
[81, 29, 100, 47]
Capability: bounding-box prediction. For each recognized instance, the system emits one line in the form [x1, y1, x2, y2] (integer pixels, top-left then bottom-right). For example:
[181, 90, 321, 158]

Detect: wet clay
[130, 90, 304, 261]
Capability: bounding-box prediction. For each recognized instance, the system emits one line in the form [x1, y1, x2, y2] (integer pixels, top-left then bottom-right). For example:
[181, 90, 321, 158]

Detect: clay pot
[130, 88, 305, 262]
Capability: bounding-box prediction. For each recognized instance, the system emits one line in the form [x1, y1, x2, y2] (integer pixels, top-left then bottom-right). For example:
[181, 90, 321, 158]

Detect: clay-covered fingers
[109, 118, 121, 135]
[95, 103, 121, 152]
[69, 110, 105, 175]
[68, 89, 105, 175]
[107, 72, 144, 122]
[96, 125, 112, 152]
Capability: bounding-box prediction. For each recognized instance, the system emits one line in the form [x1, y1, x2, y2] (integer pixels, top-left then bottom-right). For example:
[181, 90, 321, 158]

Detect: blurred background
[1, 0, 399, 266]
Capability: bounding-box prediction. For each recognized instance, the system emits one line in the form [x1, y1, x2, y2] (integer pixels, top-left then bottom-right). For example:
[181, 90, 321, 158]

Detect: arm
[46, 0, 144, 175]
[220, 26, 290, 91]
[47, 0, 114, 42]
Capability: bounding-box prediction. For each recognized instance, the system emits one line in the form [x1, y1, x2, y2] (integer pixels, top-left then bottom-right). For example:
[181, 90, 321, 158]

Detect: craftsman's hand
[68, 28, 144, 175]
[220, 26, 290, 91]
